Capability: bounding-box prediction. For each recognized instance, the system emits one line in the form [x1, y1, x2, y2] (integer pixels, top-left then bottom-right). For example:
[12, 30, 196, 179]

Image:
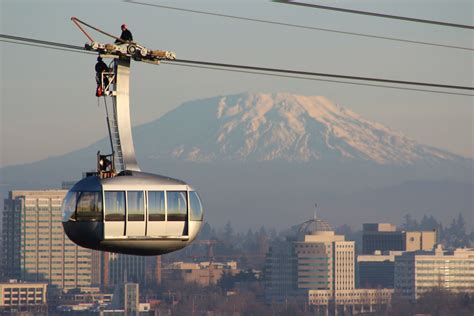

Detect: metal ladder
[103, 96, 124, 173]
[109, 106, 124, 172]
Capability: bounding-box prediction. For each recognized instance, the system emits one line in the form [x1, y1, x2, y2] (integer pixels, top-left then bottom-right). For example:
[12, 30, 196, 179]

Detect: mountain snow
[140, 92, 460, 165]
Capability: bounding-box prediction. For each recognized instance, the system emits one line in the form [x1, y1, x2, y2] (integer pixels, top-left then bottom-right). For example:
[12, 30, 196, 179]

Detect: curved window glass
[76, 192, 102, 221]
[62, 191, 77, 221]
[167, 191, 187, 221]
[127, 191, 144, 221]
[104, 191, 125, 221]
[148, 191, 165, 221]
[189, 191, 203, 221]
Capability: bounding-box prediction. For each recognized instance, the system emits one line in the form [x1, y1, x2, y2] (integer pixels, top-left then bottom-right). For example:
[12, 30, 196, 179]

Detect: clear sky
[1, 0, 473, 167]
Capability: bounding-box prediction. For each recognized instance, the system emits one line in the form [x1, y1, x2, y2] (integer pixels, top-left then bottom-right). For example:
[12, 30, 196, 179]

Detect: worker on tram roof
[116, 24, 133, 43]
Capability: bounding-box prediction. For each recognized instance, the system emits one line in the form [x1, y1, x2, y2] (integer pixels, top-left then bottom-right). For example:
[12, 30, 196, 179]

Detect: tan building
[395, 245, 474, 300]
[295, 220, 355, 292]
[1, 190, 92, 290]
[362, 223, 436, 254]
[164, 261, 239, 286]
[265, 217, 393, 314]
[0, 280, 48, 314]
[309, 288, 393, 314]
[404, 231, 437, 252]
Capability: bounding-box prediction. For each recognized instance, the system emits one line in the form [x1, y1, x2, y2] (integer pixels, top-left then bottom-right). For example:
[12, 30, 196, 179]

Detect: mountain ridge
[133, 92, 465, 165]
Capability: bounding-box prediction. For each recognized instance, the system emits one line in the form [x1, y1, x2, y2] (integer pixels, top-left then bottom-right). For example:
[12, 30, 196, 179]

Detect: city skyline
[1, 188, 472, 314]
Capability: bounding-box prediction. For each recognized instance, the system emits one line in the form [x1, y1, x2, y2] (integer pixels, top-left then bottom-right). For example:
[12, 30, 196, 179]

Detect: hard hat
[121, 24, 127, 29]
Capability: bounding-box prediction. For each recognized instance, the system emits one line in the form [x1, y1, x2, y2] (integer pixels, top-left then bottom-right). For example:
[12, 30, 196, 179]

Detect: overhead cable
[1, 34, 86, 51]
[124, 0, 472, 51]
[172, 59, 473, 91]
[162, 62, 474, 97]
[1, 34, 472, 97]
[0, 39, 95, 55]
[274, 0, 474, 30]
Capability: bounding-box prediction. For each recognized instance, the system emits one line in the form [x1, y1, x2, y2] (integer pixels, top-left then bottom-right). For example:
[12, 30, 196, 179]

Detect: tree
[223, 220, 235, 241]
[401, 213, 419, 231]
[198, 222, 213, 240]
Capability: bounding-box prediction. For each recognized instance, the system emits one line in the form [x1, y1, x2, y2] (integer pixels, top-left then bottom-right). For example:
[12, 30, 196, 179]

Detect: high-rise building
[395, 245, 474, 300]
[265, 217, 392, 313]
[106, 254, 160, 287]
[362, 223, 436, 254]
[357, 251, 402, 288]
[124, 283, 140, 315]
[108, 254, 147, 286]
[294, 219, 355, 293]
[1, 190, 92, 290]
[264, 240, 297, 302]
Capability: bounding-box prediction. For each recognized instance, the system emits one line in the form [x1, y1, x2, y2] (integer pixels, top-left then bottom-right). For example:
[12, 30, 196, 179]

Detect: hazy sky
[1, 0, 473, 167]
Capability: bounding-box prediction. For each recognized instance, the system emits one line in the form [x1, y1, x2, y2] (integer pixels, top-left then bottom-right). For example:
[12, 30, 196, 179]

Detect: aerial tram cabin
[62, 171, 203, 255]
[62, 18, 203, 255]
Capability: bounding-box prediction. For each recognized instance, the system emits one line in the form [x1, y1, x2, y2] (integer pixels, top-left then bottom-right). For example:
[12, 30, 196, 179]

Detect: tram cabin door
[103, 190, 146, 238]
[104, 191, 127, 238]
[126, 190, 146, 237]
[147, 190, 188, 238]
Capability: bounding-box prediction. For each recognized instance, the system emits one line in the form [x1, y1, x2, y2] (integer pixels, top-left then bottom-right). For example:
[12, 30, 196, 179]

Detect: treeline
[401, 213, 473, 248]
[388, 289, 474, 316]
[164, 213, 473, 264]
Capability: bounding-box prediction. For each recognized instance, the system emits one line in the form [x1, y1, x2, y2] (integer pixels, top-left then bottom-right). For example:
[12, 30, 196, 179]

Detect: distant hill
[1, 92, 472, 230]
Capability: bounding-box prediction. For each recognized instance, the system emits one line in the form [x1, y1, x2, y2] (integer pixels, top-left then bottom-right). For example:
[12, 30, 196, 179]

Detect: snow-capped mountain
[137, 92, 460, 165]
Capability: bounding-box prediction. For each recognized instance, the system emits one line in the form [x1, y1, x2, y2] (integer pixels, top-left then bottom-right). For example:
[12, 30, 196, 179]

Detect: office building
[357, 251, 402, 288]
[164, 261, 239, 286]
[1, 190, 92, 290]
[108, 254, 147, 286]
[0, 280, 48, 314]
[264, 240, 297, 302]
[265, 217, 393, 312]
[124, 283, 139, 315]
[295, 219, 355, 292]
[100, 253, 160, 291]
[362, 223, 436, 254]
[395, 245, 474, 300]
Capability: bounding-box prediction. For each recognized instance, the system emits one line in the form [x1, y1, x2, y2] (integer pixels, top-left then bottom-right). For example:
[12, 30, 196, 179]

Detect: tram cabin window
[148, 191, 165, 221]
[167, 191, 187, 221]
[76, 192, 102, 221]
[62, 191, 77, 221]
[189, 191, 203, 221]
[127, 191, 144, 221]
[105, 191, 125, 221]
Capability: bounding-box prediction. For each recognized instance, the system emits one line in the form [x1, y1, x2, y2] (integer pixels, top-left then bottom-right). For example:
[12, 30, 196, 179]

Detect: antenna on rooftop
[314, 203, 318, 220]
